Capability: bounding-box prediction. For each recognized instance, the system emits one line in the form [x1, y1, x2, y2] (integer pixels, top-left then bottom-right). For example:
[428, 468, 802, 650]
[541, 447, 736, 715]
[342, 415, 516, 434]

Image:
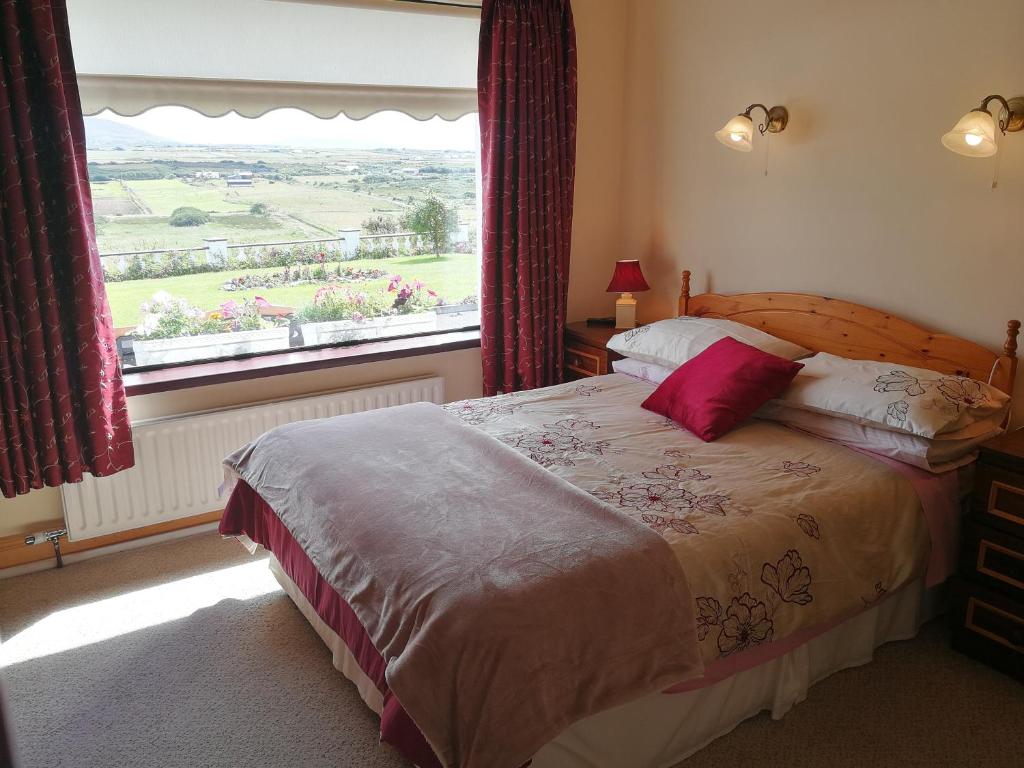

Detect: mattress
[222, 373, 964, 766]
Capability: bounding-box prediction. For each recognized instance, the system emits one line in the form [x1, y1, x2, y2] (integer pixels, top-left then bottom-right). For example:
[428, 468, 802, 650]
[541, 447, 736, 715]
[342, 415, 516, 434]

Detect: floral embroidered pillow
[773, 352, 1010, 439]
[608, 317, 810, 370]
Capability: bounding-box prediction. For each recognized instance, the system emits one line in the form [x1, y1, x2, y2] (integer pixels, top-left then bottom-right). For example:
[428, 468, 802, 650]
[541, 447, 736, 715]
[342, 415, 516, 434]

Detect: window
[68, 0, 481, 370]
[87, 107, 480, 369]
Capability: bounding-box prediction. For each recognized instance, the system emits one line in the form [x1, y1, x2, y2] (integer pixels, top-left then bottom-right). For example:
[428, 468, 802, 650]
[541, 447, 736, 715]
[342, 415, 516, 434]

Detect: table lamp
[606, 259, 650, 329]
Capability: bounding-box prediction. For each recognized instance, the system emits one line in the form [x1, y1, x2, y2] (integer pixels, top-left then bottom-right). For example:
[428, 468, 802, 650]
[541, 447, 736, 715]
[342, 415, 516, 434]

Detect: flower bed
[220, 264, 388, 292]
[124, 276, 450, 364]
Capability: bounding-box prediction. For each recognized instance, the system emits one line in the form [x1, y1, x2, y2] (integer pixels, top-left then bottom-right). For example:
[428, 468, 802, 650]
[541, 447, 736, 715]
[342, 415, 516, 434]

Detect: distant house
[226, 175, 253, 187]
[195, 171, 220, 179]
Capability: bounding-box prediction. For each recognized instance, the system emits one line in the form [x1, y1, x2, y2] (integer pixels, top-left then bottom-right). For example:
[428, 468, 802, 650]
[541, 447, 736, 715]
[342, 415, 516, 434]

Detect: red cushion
[641, 336, 804, 441]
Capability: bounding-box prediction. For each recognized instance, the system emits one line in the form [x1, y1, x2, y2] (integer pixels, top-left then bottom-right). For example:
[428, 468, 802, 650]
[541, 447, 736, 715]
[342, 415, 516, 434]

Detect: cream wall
[567, 0, 633, 322]
[0, 0, 632, 539]
[620, 0, 1024, 408]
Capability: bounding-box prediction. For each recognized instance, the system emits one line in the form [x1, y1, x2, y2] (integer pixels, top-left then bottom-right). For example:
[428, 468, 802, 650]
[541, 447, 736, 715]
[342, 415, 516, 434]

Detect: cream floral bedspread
[443, 374, 930, 665]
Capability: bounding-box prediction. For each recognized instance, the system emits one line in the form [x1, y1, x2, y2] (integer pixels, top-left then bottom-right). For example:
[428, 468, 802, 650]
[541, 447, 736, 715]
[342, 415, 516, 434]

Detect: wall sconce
[715, 103, 789, 152]
[941, 94, 1023, 158]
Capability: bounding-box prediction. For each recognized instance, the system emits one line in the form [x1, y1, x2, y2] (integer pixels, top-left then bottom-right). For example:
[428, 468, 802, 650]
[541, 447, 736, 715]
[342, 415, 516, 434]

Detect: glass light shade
[715, 114, 754, 152]
[941, 109, 998, 158]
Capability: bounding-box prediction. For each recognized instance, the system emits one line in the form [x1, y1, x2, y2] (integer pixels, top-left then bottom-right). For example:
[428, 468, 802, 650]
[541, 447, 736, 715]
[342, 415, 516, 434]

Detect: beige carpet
[1, 532, 1021, 768]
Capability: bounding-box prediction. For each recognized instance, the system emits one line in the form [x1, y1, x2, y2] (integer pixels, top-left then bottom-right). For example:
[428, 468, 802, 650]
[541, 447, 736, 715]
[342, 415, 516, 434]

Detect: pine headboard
[677, 270, 1019, 396]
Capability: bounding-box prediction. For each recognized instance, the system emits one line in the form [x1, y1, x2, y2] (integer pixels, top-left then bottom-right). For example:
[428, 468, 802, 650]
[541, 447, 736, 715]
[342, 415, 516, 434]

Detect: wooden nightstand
[564, 321, 624, 380]
[950, 428, 1024, 680]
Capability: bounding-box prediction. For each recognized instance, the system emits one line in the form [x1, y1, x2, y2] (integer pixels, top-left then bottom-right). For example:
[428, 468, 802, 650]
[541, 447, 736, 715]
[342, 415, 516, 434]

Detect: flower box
[132, 327, 291, 366]
[301, 312, 437, 346]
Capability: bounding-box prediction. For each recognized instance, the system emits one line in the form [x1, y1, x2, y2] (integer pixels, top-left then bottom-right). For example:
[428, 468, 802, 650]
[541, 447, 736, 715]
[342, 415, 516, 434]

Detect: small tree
[249, 202, 269, 216]
[401, 195, 457, 257]
[169, 206, 211, 227]
[362, 214, 400, 235]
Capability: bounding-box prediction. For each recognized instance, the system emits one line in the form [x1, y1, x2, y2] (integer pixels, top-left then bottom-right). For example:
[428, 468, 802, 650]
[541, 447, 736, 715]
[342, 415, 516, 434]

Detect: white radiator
[61, 377, 445, 541]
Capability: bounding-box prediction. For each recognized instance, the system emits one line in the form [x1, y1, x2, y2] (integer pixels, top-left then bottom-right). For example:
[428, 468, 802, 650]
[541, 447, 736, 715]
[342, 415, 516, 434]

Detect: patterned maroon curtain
[0, 0, 133, 498]
[478, 0, 577, 395]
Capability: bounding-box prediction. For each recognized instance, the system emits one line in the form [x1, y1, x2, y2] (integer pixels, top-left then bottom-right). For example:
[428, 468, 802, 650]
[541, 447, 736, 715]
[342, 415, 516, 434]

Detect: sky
[98, 106, 479, 151]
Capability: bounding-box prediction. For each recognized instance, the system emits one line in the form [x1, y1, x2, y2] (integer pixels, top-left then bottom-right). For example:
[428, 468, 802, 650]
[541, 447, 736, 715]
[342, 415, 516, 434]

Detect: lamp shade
[606, 260, 650, 293]
[941, 109, 998, 157]
[715, 114, 754, 152]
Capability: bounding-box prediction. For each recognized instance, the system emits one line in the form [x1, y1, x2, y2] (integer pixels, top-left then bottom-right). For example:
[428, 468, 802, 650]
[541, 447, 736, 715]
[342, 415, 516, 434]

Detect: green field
[104, 253, 479, 330]
[88, 144, 477, 254]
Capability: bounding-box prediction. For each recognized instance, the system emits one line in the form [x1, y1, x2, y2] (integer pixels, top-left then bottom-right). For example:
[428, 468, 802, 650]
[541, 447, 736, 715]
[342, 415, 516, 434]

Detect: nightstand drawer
[972, 464, 1024, 538]
[565, 344, 604, 377]
[961, 520, 1024, 600]
[950, 579, 1024, 681]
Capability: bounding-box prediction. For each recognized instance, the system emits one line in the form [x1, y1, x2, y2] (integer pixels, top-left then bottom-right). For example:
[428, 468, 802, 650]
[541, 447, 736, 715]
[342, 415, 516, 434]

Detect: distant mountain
[84, 117, 178, 149]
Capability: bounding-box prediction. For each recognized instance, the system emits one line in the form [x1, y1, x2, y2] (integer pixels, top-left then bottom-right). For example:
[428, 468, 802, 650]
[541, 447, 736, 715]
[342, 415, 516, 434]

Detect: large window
[87, 107, 480, 370]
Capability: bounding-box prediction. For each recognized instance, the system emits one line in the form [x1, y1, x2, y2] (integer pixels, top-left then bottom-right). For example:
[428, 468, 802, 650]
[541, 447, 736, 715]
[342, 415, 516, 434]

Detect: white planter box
[301, 312, 437, 346]
[132, 327, 290, 366]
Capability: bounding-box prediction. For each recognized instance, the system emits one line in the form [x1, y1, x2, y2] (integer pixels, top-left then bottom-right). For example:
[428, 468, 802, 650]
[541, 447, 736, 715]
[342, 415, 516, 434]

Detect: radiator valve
[24, 528, 68, 568]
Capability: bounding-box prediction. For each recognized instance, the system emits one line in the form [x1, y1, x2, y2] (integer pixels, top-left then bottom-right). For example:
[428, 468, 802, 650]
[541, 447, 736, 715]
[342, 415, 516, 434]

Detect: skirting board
[0, 510, 223, 578]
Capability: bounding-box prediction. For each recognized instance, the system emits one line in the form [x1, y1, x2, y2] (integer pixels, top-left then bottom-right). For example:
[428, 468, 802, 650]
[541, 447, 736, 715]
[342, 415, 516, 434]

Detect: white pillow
[773, 352, 1010, 439]
[607, 317, 810, 369]
[611, 357, 675, 385]
[757, 400, 1003, 472]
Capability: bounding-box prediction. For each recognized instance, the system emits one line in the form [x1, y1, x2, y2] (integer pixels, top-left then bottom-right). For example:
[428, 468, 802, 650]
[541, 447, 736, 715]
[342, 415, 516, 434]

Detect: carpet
[1, 532, 1021, 768]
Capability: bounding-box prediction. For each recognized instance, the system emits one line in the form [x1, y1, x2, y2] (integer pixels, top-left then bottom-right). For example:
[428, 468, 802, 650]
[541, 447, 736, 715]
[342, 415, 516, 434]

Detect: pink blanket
[223, 402, 703, 768]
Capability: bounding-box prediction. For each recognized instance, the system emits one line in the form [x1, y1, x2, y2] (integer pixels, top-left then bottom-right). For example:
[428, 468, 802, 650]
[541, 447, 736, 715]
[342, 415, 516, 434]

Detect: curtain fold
[478, 0, 577, 395]
[0, 0, 134, 498]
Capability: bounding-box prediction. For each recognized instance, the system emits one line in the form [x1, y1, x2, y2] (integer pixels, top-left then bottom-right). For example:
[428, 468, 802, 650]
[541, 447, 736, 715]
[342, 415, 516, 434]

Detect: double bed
[219, 273, 1019, 768]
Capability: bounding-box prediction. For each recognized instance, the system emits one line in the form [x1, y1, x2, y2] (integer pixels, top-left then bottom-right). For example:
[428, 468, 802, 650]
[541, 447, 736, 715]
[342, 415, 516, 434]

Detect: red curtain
[478, 0, 577, 396]
[0, 0, 134, 498]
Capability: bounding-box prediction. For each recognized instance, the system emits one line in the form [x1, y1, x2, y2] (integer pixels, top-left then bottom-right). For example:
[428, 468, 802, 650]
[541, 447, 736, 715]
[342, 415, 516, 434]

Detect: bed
[219, 272, 1019, 768]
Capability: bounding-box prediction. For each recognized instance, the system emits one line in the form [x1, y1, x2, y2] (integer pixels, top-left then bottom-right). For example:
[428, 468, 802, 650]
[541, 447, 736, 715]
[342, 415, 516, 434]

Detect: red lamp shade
[606, 260, 650, 293]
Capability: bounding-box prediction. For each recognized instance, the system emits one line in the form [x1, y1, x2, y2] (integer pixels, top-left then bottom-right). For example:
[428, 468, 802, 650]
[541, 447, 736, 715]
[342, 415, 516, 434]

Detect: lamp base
[615, 293, 638, 329]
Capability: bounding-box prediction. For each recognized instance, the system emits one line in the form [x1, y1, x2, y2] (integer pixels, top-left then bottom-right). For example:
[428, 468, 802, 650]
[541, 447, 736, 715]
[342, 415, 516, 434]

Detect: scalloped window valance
[67, 0, 479, 120]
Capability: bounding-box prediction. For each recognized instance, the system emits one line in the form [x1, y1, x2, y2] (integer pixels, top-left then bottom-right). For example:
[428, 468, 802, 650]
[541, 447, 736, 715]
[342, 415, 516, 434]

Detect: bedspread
[222, 401, 703, 768]
[443, 374, 932, 667]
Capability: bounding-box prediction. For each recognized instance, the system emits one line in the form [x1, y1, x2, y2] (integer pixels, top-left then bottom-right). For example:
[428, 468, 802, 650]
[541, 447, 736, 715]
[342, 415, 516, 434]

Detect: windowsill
[122, 329, 481, 397]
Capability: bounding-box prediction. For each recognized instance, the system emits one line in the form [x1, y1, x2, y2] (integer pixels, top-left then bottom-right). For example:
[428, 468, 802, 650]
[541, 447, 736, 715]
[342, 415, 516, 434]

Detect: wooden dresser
[951, 428, 1024, 680]
[563, 321, 624, 380]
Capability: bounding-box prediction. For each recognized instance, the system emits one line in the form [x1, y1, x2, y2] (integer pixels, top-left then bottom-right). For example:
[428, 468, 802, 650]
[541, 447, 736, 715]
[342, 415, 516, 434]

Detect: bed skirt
[268, 555, 941, 768]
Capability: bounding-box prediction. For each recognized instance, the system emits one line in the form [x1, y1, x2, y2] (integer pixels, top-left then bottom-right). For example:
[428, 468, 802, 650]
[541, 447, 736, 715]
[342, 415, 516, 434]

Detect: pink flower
[427, 289, 437, 297]
[313, 286, 337, 304]
[254, 296, 269, 307]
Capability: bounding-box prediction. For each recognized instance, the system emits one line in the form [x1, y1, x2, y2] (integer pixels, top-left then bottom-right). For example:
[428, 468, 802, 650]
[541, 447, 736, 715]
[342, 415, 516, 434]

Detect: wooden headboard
[677, 270, 1020, 396]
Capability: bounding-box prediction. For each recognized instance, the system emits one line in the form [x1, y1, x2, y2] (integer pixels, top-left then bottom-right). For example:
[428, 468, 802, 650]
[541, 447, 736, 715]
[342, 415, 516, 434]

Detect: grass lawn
[104, 253, 479, 329]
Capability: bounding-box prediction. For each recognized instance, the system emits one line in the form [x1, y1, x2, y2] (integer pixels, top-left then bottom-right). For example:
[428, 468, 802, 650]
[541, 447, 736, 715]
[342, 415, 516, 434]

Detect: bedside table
[564, 321, 624, 380]
[950, 428, 1024, 680]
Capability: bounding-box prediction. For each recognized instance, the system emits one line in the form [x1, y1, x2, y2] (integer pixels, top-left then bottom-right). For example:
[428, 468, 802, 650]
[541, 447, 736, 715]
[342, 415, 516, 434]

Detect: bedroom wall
[0, 0, 631, 539]
[618, 0, 1024, 410]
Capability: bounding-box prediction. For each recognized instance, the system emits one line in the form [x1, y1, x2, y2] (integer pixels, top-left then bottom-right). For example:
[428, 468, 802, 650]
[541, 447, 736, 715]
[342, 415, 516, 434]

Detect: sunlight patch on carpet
[0, 559, 279, 666]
